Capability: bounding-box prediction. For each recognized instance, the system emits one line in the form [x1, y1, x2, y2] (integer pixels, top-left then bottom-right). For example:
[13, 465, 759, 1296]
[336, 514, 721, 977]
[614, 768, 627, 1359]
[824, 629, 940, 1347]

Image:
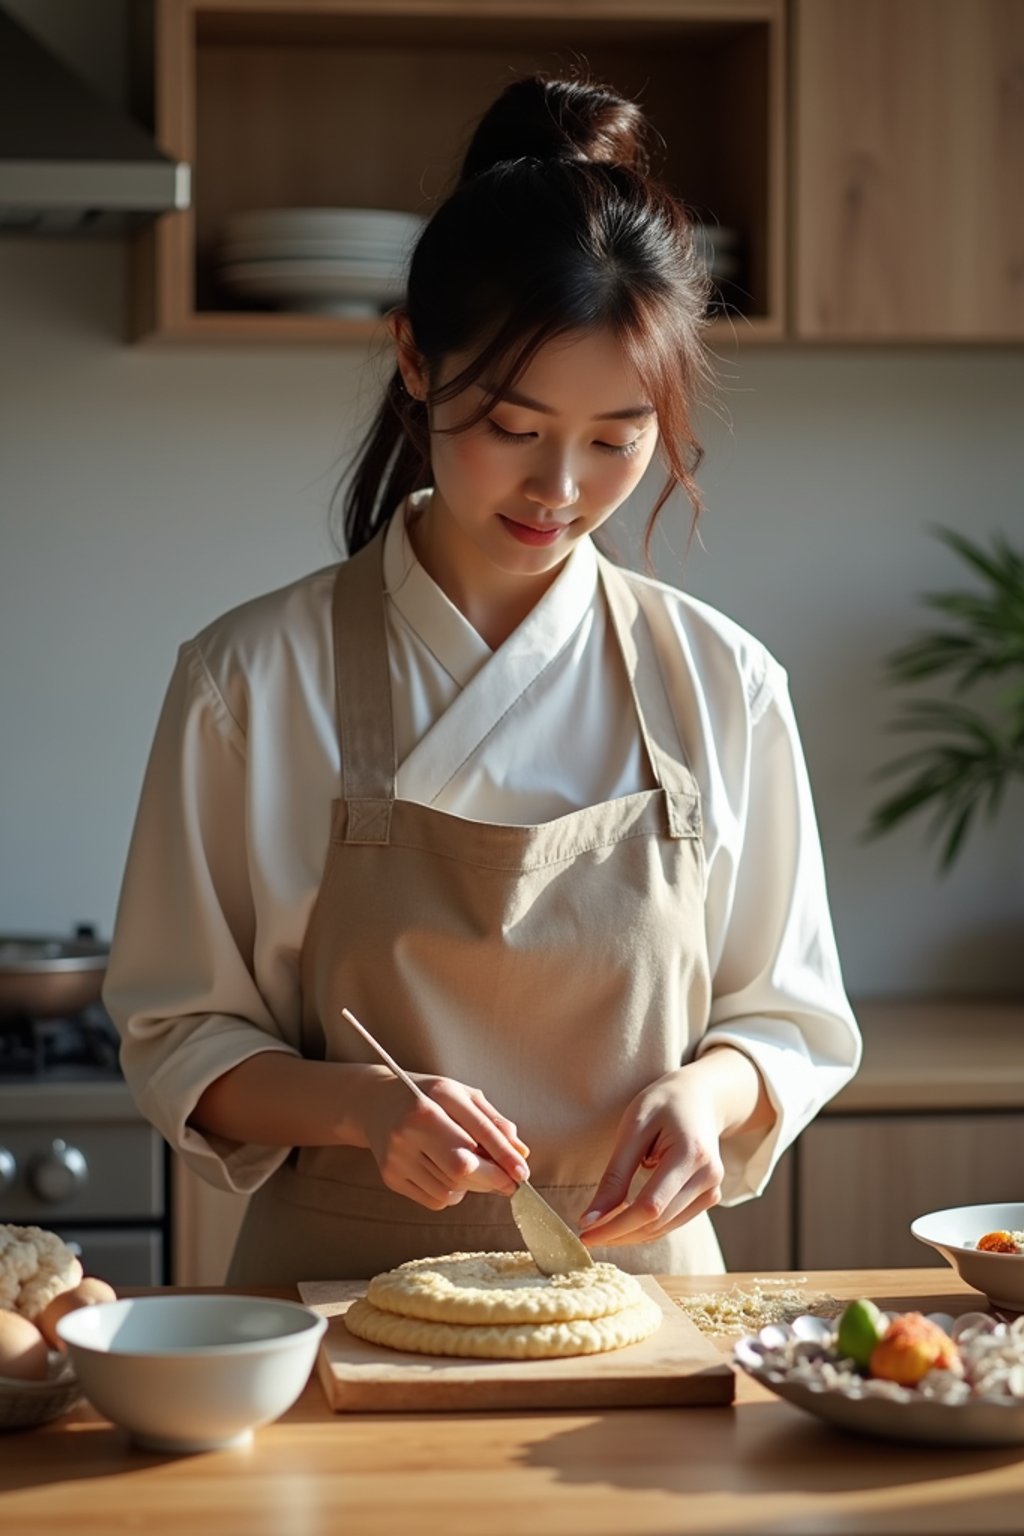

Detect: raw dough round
[345, 1292, 663, 1360]
[366, 1250, 645, 1325]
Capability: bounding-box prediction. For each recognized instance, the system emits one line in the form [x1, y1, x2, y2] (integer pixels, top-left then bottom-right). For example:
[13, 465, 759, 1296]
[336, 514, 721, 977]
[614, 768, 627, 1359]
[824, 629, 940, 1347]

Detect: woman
[103, 73, 860, 1284]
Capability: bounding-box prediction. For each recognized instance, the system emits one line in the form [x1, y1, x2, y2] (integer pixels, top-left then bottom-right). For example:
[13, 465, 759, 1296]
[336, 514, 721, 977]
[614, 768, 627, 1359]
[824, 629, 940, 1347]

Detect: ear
[386, 309, 428, 401]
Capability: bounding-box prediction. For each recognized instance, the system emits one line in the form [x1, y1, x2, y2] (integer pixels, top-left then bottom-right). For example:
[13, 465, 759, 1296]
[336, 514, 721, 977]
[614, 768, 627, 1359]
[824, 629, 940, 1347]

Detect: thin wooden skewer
[340, 1006, 434, 1105]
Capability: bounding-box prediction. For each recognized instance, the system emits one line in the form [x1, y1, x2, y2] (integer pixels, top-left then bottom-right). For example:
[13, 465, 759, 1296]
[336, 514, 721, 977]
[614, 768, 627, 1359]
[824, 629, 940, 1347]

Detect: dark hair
[339, 71, 712, 558]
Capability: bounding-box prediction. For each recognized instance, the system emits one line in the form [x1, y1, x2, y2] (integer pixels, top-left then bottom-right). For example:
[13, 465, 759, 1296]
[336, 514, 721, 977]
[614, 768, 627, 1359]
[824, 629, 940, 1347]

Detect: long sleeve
[103, 639, 303, 1194]
[104, 522, 860, 1211]
[694, 651, 861, 1203]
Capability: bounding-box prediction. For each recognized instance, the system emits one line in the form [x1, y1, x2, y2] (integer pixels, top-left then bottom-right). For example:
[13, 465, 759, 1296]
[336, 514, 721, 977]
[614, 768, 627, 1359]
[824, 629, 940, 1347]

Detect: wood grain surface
[298, 1274, 734, 1411]
[793, 0, 1024, 339]
[4, 1270, 1024, 1536]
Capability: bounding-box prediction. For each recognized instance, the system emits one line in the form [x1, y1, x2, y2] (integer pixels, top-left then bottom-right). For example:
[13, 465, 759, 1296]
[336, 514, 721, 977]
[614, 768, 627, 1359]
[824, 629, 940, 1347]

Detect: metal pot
[0, 933, 108, 1019]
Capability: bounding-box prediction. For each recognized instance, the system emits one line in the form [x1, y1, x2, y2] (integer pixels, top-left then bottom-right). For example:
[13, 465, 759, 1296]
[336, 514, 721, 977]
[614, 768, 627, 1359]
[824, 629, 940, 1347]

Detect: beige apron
[229, 529, 724, 1283]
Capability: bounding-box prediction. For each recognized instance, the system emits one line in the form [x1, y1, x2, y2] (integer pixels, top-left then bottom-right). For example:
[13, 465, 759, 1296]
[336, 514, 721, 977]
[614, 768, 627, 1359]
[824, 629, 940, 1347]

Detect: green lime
[836, 1298, 888, 1369]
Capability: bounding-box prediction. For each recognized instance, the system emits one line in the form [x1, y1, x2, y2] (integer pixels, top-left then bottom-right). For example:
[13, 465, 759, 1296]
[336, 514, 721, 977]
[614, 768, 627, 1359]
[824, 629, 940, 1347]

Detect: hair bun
[458, 73, 649, 184]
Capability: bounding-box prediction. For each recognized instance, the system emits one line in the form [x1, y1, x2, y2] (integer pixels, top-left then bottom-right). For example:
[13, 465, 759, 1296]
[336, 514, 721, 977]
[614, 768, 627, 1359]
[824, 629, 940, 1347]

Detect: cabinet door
[712, 1149, 794, 1273]
[798, 1115, 1023, 1269]
[793, 0, 1024, 340]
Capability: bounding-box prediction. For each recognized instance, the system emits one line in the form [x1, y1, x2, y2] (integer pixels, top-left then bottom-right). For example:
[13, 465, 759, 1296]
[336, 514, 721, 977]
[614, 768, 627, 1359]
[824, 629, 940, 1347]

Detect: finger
[405, 1145, 512, 1202]
[580, 1163, 713, 1246]
[579, 1120, 654, 1230]
[596, 1185, 722, 1247]
[429, 1142, 517, 1195]
[407, 1095, 490, 1162]
[382, 1109, 479, 1200]
[577, 1198, 630, 1237]
[404, 1108, 519, 1195]
[470, 1095, 532, 1159]
[434, 1092, 530, 1183]
[371, 1089, 488, 1204]
[464, 1093, 532, 1163]
[467, 1117, 530, 1171]
[644, 1185, 721, 1242]
[586, 1176, 720, 1246]
[402, 1183, 466, 1212]
[460, 1161, 521, 1195]
[390, 1162, 466, 1211]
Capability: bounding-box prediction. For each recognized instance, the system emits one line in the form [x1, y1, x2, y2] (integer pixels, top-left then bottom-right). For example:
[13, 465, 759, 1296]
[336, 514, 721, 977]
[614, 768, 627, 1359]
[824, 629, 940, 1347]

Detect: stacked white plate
[216, 208, 426, 318]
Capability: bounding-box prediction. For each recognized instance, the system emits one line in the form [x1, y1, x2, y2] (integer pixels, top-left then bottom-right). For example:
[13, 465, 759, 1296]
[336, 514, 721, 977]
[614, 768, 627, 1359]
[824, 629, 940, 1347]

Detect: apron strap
[597, 555, 702, 838]
[332, 529, 396, 839]
[330, 529, 699, 842]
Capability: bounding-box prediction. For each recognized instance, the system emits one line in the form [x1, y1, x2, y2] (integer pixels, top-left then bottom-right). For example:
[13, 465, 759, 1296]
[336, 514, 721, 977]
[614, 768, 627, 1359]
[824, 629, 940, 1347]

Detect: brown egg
[38, 1276, 118, 1351]
[0, 1309, 49, 1381]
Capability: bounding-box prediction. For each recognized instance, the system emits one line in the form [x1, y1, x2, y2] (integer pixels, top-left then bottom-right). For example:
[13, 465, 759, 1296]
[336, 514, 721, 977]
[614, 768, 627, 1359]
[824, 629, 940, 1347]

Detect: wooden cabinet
[138, 0, 786, 344]
[792, 0, 1024, 341]
[137, 0, 1024, 346]
[797, 1113, 1024, 1270]
[713, 1110, 1023, 1274]
[711, 1148, 794, 1272]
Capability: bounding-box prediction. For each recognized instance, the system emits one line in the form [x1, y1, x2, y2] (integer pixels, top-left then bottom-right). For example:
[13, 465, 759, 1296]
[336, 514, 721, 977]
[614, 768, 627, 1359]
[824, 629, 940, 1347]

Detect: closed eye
[485, 422, 534, 444]
[485, 420, 642, 457]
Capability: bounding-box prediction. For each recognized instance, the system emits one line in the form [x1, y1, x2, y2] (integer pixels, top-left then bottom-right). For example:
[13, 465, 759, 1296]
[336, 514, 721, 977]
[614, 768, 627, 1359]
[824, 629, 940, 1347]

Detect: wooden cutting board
[297, 1275, 735, 1413]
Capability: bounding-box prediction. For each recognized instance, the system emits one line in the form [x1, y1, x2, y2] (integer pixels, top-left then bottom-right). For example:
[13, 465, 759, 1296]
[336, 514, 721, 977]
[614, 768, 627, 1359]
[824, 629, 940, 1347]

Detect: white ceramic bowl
[911, 1203, 1024, 1311]
[57, 1294, 327, 1453]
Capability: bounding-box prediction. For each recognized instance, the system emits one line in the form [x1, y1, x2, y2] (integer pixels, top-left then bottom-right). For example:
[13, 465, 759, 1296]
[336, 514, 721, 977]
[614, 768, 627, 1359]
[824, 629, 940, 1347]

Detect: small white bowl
[57, 1294, 327, 1453]
[911, 1203, 1024, 1311]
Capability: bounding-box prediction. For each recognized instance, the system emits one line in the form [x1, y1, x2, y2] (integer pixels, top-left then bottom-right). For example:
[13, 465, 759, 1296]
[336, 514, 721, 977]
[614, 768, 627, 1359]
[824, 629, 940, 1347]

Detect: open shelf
[138, 0, 785, 344]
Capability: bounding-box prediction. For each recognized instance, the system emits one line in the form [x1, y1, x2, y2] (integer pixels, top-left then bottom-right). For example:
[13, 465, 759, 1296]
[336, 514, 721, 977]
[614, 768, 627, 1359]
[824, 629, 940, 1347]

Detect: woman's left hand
[577, 1066, 725, 1247]
[577, 1047, 774, 1248]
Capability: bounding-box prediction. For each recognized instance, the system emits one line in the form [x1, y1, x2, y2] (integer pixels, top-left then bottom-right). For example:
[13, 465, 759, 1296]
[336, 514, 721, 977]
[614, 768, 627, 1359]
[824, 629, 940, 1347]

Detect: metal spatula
[341, 1007, 594, 1275]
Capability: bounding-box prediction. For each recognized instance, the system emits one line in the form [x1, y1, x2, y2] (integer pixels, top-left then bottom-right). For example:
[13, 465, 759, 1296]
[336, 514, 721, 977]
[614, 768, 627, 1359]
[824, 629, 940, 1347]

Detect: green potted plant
[866, 526, 1024, 871]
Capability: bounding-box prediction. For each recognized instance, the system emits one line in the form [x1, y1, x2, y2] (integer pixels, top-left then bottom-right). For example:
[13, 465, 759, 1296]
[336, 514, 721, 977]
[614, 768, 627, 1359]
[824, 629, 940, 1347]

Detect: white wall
[2, 3, 1022, 998]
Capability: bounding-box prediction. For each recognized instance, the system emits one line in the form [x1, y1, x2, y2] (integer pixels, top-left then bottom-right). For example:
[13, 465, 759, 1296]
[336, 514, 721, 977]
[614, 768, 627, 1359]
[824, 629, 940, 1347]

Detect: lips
[498, 515, 570, 547]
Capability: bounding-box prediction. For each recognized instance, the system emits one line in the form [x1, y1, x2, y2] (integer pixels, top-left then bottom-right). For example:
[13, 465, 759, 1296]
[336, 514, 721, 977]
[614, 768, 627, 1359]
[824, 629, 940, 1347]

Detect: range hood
[0, 6, 189, 234]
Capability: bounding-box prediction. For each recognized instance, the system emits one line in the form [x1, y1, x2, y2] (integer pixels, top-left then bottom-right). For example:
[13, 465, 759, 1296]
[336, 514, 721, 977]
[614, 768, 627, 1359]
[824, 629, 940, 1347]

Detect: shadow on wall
[922, 918, 1024, 997]
[0, 240, 128, 346]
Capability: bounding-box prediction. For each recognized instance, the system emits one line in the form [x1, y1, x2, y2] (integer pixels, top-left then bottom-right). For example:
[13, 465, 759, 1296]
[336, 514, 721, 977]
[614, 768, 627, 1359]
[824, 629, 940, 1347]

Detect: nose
[523, 455, 580, 513]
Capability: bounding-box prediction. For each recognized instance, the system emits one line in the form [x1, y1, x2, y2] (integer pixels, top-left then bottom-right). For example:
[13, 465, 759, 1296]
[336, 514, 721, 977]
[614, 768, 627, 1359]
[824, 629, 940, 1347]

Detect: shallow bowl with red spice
[912, 1203, 1024, 1312]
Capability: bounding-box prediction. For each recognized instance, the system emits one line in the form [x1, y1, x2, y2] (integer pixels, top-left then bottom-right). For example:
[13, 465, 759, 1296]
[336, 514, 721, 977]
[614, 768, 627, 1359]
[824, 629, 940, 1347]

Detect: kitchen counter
[3, 1269, 1023, 1535]
[829, 998, 1024, 1112]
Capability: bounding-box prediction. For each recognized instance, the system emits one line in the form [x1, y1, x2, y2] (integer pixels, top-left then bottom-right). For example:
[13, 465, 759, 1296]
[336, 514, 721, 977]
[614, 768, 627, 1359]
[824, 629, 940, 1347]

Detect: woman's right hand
[358, 1071, 531, 1211]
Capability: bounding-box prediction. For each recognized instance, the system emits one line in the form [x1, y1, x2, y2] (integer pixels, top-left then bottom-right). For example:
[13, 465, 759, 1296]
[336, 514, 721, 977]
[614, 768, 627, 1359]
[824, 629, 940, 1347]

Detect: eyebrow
[485, 383, 656, 422]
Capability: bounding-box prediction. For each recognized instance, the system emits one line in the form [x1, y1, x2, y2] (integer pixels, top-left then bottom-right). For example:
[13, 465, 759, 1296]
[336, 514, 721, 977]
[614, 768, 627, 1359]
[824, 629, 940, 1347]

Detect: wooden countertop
[828, 998, 1024, 1112]
[4, 1270, 1024, 1535]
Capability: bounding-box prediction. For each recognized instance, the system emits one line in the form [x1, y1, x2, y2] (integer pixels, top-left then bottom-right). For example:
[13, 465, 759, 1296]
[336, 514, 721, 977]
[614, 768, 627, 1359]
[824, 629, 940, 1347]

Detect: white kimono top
[104, 491, 861, 1201]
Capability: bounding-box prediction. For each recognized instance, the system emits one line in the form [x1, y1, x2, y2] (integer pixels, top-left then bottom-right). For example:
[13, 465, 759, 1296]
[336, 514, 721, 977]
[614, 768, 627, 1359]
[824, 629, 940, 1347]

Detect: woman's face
[395, 323, 660, 611]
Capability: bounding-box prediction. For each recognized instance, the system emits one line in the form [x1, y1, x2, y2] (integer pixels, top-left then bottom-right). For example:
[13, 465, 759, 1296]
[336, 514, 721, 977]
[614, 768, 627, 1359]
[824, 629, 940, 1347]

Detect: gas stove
[0, 1003, 121, 1080]
[0, 1005, 170, 1284]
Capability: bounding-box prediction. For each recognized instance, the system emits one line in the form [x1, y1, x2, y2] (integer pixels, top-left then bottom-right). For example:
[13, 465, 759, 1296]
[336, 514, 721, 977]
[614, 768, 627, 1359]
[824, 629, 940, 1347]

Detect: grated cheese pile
[674, 1278, 842, 1337]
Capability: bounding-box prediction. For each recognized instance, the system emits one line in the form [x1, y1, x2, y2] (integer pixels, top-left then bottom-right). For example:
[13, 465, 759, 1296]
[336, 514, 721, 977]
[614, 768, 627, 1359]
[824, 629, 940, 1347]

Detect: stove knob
[29, 1140, 88, 1204]
[0, 1147, 15, 1192]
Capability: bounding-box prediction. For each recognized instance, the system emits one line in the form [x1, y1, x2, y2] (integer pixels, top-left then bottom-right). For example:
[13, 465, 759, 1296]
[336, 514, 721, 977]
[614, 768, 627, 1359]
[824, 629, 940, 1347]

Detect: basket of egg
[0, 1223, 116, 1430]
